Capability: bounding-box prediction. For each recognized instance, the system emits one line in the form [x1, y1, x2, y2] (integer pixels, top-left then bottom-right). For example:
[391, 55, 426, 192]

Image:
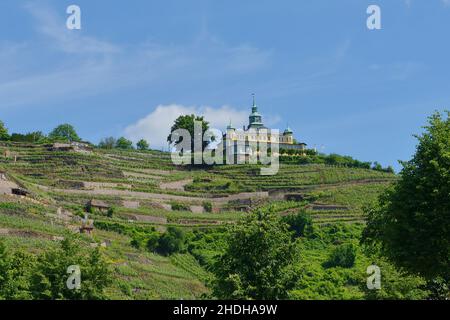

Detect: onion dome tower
[248, 94, 264, 129]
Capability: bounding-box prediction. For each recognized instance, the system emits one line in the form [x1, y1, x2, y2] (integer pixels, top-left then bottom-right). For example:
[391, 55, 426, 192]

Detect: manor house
[223, 96, 307, 161]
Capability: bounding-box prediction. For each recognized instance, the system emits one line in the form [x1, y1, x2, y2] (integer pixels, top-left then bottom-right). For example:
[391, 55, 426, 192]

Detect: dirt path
[190, 205, 204, 213]
[139, 169, 174, 176]
[130, 214, 167, 224]
[83, 181, 132, 189]
[159, 179, 193, 191]
[0, 228, 53, 240]
[122, 171, 165, 180]
[122, 200, 140, 209]
[0, 179, 18, 195]
[308, 204, 350, 211]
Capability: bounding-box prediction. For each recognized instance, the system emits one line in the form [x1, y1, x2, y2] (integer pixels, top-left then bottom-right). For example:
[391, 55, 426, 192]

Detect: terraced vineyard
[0, 142, 398, 299]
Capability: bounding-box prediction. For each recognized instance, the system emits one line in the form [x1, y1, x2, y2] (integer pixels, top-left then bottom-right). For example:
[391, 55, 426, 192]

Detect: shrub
[203, 201, 212, 213]
[212, 210, 299, 299]
[324, 243, 357, 268]
[282, 210, 314, 238]
[0, 120, 9, 141]
[115, 137, 134, 149]
[156, 227, 185, 256]
[48, 123, 81, 142]
[171, 202, 190, 211]
[136, 139, 149, 150]
[146, 233, 160, 252]
[106, 207, 115, 218]
[0, 238, 111, 300]
[98, 137, 116, 149]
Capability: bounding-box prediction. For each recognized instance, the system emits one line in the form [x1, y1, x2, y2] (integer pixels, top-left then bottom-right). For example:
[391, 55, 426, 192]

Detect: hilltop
[0, 141, 401, 299]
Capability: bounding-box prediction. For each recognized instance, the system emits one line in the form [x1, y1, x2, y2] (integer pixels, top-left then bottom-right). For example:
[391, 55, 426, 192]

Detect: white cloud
[124, 104, 250, 150]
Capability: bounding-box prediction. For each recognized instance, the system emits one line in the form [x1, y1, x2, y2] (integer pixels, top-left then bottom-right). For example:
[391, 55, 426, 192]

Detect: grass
[0, 142, 399, 299]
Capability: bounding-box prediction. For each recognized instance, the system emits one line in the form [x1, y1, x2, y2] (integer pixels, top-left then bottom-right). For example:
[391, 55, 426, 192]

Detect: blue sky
[1, 0, 450, 171]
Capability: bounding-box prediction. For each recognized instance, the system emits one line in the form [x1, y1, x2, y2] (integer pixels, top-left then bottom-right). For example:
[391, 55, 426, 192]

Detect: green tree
[202, 201, 213, 213]
[146, 233, 160, 252]
[167, 114, 213, 152]
[282, 210, 314, 238]
[323, 243, 357, 268]
[363, 259, 428, 300]
[98, 137, 116, 149]
[49, 124, 81, 142]
[0, 241, 35, 299]
[30, 237, 111, 300]
[136, 139, 149, 150]
[0, 120, 9, 140]
[212, 210, 299, 299]
[157, 227, 185, 256]
[10, 131, 46, 143]
[115, 137, 134, 149]
[362, 111, 450, 294]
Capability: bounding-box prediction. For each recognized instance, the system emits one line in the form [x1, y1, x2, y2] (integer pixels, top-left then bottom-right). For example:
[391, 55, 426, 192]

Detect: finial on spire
[227, 118, 235, 130]
[252, 93, 255, 106]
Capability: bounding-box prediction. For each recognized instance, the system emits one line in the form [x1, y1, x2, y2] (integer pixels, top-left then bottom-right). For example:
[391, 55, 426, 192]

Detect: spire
[226, 119, 235, 130]
[284, 123, 293, 135]
[251, 93, 257, 113]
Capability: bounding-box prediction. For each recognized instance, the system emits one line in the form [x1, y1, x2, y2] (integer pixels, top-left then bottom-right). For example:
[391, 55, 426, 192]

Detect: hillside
[0, 141, 400, 299]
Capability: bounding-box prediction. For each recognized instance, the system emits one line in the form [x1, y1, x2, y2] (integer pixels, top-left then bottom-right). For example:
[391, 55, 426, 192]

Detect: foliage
[0, 241, 35, 299]
[136, 139, 150, 150]
[185, 229, 228, 267]
[0, 238, 111, 300]
[280, 152, 394, 173]
[0, 120, 9, 140]
[323, 243, 357, 268]
[211, 210, 299, 299]
[115, 137, 134, 150]
[106, 207, 115, 218]
[146, 232, 160, 252]
[171, 202, 190, 211]
[98, 137, 116, 149]
[10, 131, 47, 143]
[49, 124, 81, 142]
[362, 259, 429, 300]
[30, 237, 111, 300]
[186, 177, 251, 194]
[362, 111, 450, 287]
[157, 227, 186, 256]
[167, 114, 213, 152]
[281, 210, 314, 238]
[202, 201, 213, 213]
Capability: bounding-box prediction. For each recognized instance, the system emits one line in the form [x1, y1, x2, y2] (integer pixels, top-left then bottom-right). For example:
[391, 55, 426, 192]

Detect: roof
[226, 120, 235, 130]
